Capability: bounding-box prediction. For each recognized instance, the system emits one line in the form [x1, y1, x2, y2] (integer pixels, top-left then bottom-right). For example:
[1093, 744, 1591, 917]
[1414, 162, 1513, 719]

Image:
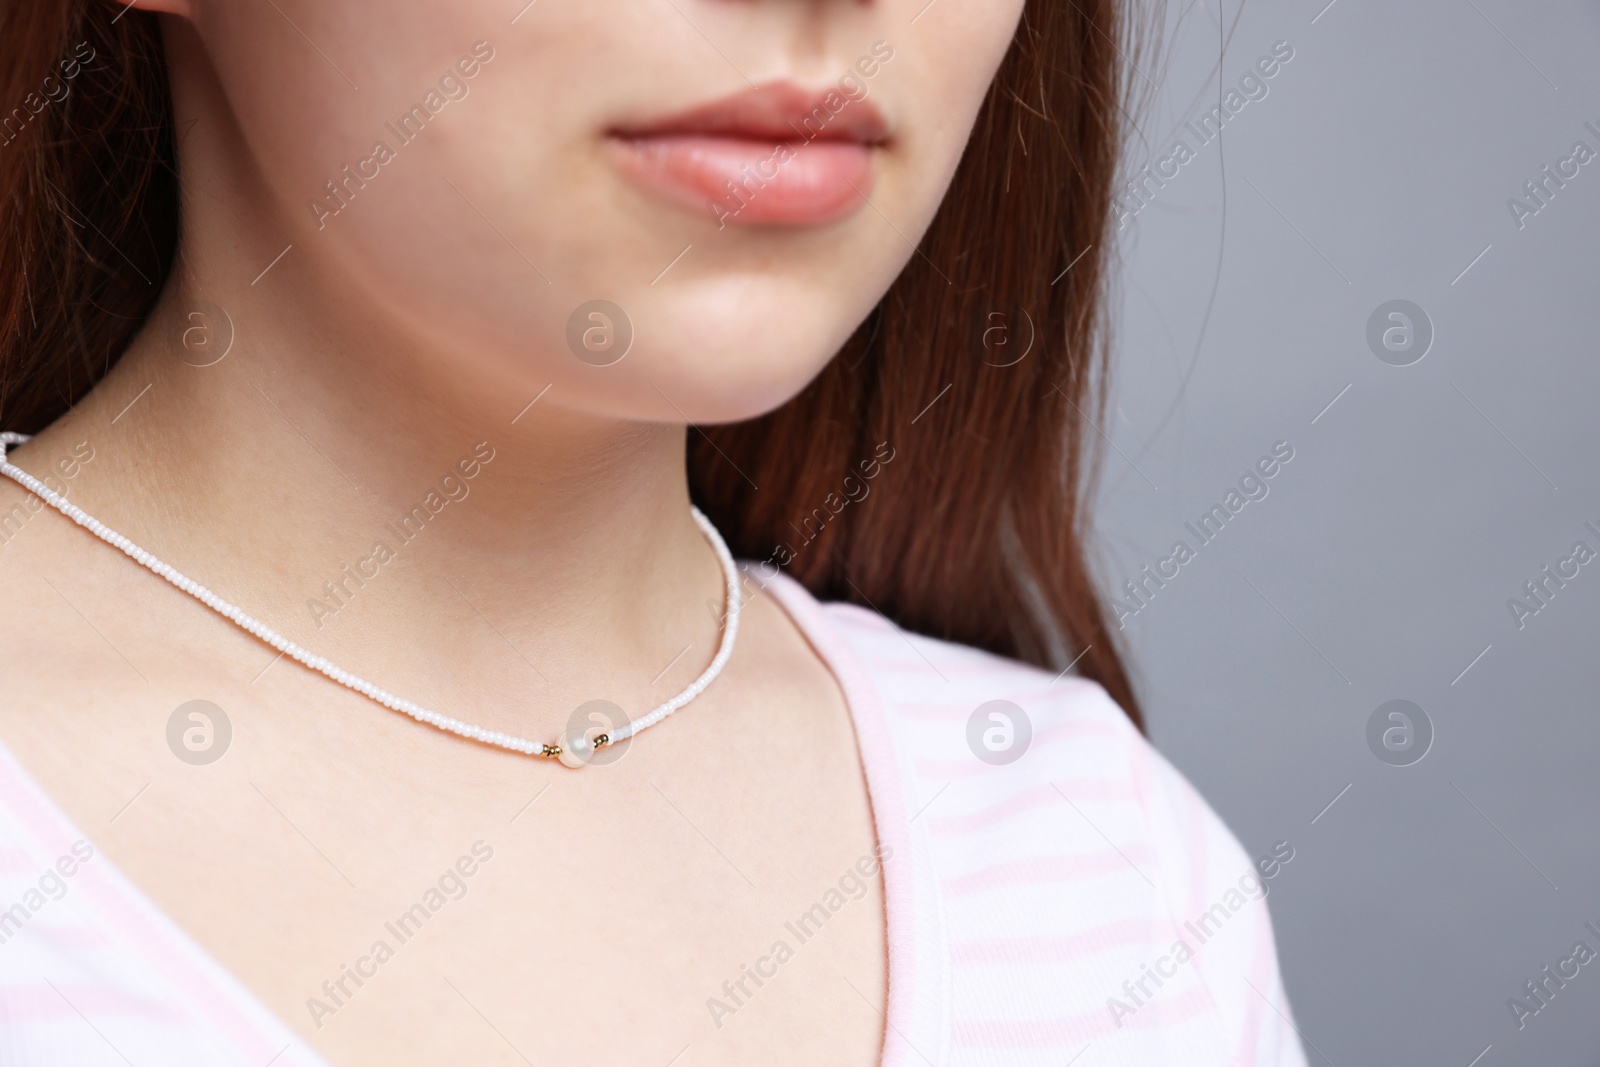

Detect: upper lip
[610, 81, 889, 145]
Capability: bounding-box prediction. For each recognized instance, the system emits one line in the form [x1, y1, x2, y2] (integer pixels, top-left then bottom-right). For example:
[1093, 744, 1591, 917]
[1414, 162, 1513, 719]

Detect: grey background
[1100, 1, 1600, 1064]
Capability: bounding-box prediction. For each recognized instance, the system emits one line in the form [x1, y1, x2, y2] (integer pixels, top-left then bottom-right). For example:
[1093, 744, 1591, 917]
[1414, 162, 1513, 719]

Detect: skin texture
[0, 0, 1024, 1063]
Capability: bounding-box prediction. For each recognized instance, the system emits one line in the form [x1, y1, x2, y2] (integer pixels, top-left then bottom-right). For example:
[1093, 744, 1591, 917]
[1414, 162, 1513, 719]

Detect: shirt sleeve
[1138, 735, 1313, 1067]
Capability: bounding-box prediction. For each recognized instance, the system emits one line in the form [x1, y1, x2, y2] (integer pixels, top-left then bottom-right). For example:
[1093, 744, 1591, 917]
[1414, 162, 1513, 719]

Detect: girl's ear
[115, 0, 194, 17]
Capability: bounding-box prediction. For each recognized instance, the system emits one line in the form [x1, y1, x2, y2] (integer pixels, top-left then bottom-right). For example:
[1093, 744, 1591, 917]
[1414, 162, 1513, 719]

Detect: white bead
[556, 726, 594, 769]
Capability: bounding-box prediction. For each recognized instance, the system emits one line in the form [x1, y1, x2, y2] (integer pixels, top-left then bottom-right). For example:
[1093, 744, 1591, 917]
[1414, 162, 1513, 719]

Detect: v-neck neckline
[0, 566, 934, 1067]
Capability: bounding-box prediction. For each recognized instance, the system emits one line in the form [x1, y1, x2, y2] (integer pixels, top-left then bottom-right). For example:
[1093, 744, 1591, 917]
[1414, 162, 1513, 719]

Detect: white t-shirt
[0, 569, 1308, 1066]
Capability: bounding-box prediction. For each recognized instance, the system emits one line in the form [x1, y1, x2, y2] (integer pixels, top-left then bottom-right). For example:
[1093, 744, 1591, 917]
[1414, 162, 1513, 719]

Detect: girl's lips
[609, 135, 873, 226]
[608, 82, 888, 227]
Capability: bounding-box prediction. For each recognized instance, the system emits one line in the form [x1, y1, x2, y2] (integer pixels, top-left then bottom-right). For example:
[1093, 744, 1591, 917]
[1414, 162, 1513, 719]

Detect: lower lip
[608, 134, 875, 227]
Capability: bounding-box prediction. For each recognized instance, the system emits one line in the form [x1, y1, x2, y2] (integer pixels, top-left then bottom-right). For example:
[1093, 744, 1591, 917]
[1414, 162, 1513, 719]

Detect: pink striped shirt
[0, 569, 1308, 1065]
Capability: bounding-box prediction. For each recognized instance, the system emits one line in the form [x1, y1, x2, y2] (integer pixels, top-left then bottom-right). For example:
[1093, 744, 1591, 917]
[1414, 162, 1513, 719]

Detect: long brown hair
[0, 1, 1143, 727]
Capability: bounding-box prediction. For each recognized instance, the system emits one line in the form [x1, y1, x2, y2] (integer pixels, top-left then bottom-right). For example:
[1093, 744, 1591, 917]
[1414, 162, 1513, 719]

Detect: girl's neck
[22, 264, 718, 733]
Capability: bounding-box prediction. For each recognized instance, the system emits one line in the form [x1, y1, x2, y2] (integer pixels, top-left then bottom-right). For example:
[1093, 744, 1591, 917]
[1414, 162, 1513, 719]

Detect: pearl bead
[556, 727, 595, 769]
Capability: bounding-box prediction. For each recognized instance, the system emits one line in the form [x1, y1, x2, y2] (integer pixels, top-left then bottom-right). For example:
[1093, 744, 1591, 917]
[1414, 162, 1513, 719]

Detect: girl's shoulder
[757, 567, 1309, 1064]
